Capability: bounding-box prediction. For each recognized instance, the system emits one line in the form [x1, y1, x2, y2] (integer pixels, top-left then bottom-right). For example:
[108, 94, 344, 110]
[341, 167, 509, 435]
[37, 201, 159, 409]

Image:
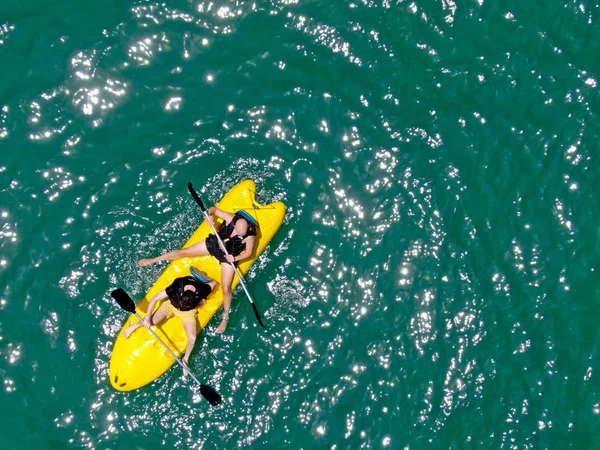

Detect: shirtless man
[138, 207, 258, 333]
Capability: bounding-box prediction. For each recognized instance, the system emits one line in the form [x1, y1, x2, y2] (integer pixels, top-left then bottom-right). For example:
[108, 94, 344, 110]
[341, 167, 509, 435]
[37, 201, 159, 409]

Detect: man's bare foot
[123, 324, 139, 339]
[216, 315, 229, 334]
[182, 360, 189, 377]
[138, 258, 154, 267]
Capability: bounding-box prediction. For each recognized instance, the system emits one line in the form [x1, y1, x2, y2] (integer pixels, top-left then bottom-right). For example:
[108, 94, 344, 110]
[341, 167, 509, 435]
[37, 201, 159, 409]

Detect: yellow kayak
[109, 179, 286, 391]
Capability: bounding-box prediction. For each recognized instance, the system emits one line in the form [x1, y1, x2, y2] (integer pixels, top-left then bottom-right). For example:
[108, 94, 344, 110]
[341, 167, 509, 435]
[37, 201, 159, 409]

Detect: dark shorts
[206, 234, 238, 266]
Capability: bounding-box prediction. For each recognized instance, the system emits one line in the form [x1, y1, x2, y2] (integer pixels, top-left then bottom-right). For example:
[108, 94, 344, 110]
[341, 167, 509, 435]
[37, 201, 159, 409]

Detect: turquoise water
[1, 0, 599, 447]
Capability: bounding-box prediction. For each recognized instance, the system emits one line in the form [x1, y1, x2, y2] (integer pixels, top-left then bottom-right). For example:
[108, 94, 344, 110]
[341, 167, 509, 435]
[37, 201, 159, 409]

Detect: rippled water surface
[1, 0, 599, 448]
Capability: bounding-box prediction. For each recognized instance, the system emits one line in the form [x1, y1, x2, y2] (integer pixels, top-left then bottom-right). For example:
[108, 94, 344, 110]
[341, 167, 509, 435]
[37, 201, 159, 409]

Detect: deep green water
[1, 0, 599, 448]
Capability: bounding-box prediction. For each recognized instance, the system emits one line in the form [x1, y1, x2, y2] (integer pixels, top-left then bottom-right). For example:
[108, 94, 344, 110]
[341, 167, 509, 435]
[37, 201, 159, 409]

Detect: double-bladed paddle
[187, 182, 265, 328]
[111, 288, 222, 406]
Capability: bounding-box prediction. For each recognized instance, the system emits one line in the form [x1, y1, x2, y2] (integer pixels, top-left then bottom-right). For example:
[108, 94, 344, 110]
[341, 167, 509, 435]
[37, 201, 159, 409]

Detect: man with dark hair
[123, 269, 216, 375]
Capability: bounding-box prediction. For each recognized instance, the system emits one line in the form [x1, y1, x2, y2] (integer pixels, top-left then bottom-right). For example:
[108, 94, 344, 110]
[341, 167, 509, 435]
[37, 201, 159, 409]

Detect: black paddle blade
[111, 288, 136, 313]
[200, 384, 222, 406]
[187, 182, 206, 211]
[252, 303, 265, 328]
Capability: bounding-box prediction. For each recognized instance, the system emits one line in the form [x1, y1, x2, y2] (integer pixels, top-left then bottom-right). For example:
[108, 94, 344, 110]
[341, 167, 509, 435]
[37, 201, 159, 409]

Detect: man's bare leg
[138, 240, 210, 267]
[216, 263, 236, 334]
[182, 321, 197, 377]
[123, 310, 167, 338]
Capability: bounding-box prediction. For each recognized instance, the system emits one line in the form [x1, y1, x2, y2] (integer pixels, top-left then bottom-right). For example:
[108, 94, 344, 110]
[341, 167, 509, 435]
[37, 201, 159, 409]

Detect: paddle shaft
[187, 182, 264, 327]
[133, 311, 204, 387]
